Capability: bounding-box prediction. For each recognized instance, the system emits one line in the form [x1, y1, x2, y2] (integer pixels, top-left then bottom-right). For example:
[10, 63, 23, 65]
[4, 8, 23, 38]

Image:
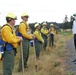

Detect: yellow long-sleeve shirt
[33, 29, 43, 42]
[49, 27, 56, 34]
[19, 21, 32, 39]
[41, 27, 49, 36]
[1, 23, 21, 48]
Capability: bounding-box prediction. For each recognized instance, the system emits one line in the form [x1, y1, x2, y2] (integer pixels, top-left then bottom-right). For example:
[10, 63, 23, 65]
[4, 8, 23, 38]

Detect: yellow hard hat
[6, 12, 17, 19]
[34, 23, 40, 28]
[21, 12, 29, 17]
[42, 22, 47, 25]
[50, 24, 54, 26]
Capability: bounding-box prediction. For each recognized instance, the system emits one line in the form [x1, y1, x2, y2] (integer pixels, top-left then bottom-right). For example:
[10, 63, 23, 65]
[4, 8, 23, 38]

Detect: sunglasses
[24, 16, 29, 18]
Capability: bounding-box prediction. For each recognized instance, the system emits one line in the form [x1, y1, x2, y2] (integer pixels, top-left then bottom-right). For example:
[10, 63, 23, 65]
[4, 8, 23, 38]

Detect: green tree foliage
[70, 15, 74, 29]
[15, 16, 74, 33]
[63, 15, 68, 30]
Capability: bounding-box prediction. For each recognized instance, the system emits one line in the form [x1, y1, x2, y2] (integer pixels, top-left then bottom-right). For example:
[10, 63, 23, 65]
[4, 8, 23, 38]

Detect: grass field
[0, 30, 72, 75]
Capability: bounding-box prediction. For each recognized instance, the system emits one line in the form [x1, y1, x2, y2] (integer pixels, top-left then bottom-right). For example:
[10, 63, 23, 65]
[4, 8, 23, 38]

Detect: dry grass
[0, 31, 72, 75]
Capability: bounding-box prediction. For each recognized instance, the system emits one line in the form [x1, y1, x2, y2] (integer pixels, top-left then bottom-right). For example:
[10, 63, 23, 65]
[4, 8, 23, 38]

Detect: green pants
[3, 50, 14, 75]
[49, 34, 54, 47]
[42, 36, 48, 51]
[35, 41, 42, 59]
[18, 39, 30, 70]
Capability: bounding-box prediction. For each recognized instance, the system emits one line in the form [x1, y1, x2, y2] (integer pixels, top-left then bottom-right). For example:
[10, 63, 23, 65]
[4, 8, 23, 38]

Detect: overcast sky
[0, 0, 76, 26]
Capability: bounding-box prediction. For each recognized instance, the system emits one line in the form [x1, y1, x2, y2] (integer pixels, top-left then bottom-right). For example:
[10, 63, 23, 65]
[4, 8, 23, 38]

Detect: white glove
[17, 36, 23, 41]
[51, 32, 54, 34]
[28, 30, 31, 34]
[42, 39, 44, 43]
[47, 34, 50, 37]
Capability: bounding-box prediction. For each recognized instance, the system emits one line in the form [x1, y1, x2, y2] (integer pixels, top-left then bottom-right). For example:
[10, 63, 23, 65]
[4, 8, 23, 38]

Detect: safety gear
[34, 23, 40, 28]
[49, 28, 56, 34]
[41, 27, 49, 36]
[6, 12, 17, 20]
[42, 39, 44, 43]
[1, 23, 20, 48]
[16, 21, 32, 40]
[50, 24, 54, 26]
[21, 12, 29, 17]
[42, 22, 47, 26]
[34, 30, 43, 42]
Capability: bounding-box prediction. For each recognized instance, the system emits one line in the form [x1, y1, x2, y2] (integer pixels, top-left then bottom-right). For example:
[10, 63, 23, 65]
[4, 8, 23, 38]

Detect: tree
[70, 15, 74, 29]
[63, 15, 68, 30]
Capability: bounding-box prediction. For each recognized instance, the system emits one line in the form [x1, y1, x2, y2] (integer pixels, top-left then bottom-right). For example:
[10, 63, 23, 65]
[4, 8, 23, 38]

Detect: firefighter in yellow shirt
[34, 23, 44, 59]
[18, 12, 34, 72]
[41, 22, 49, 51]
[49, 24, 56, 47]
[1, 12, 23, 75]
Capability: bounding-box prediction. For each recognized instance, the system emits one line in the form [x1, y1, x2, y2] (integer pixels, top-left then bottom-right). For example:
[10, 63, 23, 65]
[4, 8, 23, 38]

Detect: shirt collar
[6, 23, 14, 29]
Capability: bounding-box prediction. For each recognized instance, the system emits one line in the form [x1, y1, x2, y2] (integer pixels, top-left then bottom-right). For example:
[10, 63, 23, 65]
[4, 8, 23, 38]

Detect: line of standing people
[1, 12, 56, 75]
